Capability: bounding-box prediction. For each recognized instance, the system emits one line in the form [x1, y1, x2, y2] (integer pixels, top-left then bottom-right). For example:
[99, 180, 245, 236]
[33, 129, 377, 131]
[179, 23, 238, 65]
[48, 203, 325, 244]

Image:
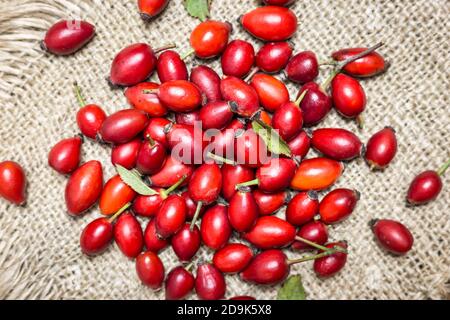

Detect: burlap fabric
[0, 0, 448, 300]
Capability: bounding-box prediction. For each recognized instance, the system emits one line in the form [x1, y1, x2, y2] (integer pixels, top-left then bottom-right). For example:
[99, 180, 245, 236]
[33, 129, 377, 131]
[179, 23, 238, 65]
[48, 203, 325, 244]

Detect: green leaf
[277, 275, 307, 300]
[252, 120, 292, 157]
[184, 0, 211, 21]
[116, 165, 159, 196]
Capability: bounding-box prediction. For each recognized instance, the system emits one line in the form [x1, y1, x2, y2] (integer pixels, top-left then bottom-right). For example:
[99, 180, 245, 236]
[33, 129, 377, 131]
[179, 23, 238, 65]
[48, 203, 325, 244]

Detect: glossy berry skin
[136, 139, 166, 175]
[292, 221, 328, 251]
[181, 191, 205, 221]
[221, 164, 255, 201]
[241, 6, 297, 41]
[176, 110, 201, 126]
[149, 155, 194, 188]
[99, 175, 136, 216]
[297, 82, 332, 126]
[76, 104, 107, 139]
[190, 65, 222, 102]
[319, 189, 359, 224]
[314, 242, 348, 278]
[331, 74, 366, 118]
[158, 80, 202, 113]
[221, 40, 255, 78]
[210, 119, 245, 157]
[229, 188, 259, 232]
[286, 191, 319, 226]
[291, 158, 344, 191]
[235, 130, 270, 168]
[171, 224, 201, 262]
[240, 249, 288, 285]
[256, 158, 297, 193]
[0, 161, 27, 205]
[221, 76, 260, 117]
[144, 117, 171, 148]
[288, 130, 311, 158]
[155, 194, 187, 239]
[253, 190, 287, 216]
[48, 136, 82, 174]
[165, 266, 195, 300]
[286, 51, 319, 84]
[65, 161, 103, 216]
[243, 216, 296, 249]
[125, 82, 167, 117]
[111, 138, 141, 169]
[195, 263, 226, 300]
[165, 123, 204, 164]
[136, 251, 165, 289]
[138, 0, 169, 20]
[200, 205, 232, 250]
[272, 101, 303, 141]
[144, 219, 169, 252]
[365, 127, 397, 170]
[100, 109, 148, 145]
[250, 73, 289, 113]
[80, 218, 113, 256]
[109, 43, 157, 87]
[42, 20, 95, 55]
[114, 212, 144, 258]
[188, 164, 222, 205]
[157, 50, 188, 83]
[256, 42, 293, 73]
[199, 101, 234, 130]
[407, 171, 443, 205]
[190, 20, 231, 59]
[133, 190, 164, 218]
[371, 219, 413, 255]
[332, 47, 388, 78]
[213, 243, 254, 274]
[311, 128, 363, 161]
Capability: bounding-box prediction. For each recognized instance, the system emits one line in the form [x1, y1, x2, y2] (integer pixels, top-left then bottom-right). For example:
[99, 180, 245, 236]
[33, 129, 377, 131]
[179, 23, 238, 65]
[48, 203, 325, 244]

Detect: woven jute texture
[0, 0, 449, 300]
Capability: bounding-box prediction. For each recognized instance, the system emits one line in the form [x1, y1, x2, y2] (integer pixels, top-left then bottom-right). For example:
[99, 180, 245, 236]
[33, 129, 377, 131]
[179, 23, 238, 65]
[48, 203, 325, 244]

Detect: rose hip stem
[207, 152, 237, 166]
[154, 43, 177, 54]
[295, 236, 347, 253]
[74, 82, 87, 107]
[287, 250, 341, 265]
[108, 202, 132, 224]
[190, 201, 203, 232]
[181, 49, 195, 61]
[437, 159, 450, 176]
[159, 175, 187, 199]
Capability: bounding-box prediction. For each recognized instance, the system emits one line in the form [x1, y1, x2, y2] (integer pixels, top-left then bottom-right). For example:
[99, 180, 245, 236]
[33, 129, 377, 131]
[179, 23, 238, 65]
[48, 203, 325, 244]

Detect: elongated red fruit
[176, 110, 201, 126]
[371, 219, 413, 255]
[188, 164, 222, 206]
[240, 6, 297, 41]
[286, 51, 319, 84]
[76, 104, 107, 140]
[213, 243, 254, 274]
[171, 224, 201, 262]
[240, 249, 289, 285]
[243, 216, 296, 249]
[286, 191, 319, 226]
[190, 65, 222, 102]
[292, 221, 328, 251]
[100, 109, 148, 144]
[331, 74, 366, 119]
[125, 82, 167, 117]
[144, 117, 171, 148]
[165, 266, 195, 300]
[133, 189, 164, 218]
[272, 100, 303, 141]
[407, 162, 448, 205]
[136, 251, 165, 289]
[149, 155, 194, 188]
[99, 175, 136, 216]
[200, 204, 232, 250]
[291, 158, 344, 191]
[229, 187, 259, 232]
[157, 50, 189, 83]
[80, 217, 113, 256]
[41, 20, 95, 55]
[144, 219, 169, 252]
[111, 138, 141, 169]
[195, 263, 226, 300]
[297, 82, 332, 126]
[138, 0, 169, 21]
[221, 40, 255, 78]
[199, 101, 234, 130]
[314, 242, 348, 277]
[65, 161, 103, 215]
[250, 73, 289, 113]
[114, 212, 144, 258]
[256, 41, 293, 73]
[156, 80, 203, 113]
[253, 190, 287, 216]
[311, 128, 363, 161]
[221, 164, 255, 201]
[155, 194, 187, 239]
[190, 20, 231, 59]
[288, 130, 311, 159]
[0, 161, 27, 205]
[364, 127, 397, 170]
[319, 189, 360, 224]
[221, 76, 260, 117]
[332, 47, 388, 78]
[136, 138, 166, 175]
[48, 136, 82, 174]
[109, 43, 157, 87]
[234, 129, 270, 168]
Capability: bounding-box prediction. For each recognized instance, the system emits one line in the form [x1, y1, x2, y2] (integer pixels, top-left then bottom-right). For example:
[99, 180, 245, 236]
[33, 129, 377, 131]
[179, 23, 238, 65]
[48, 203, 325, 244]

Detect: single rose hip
[136, 251, 165, 289]
[99, 175, 136, 216]
[286, 51, 319, 84]
[164, 123, 206, 165]
[256, 41, 293, 74]
[165, 266, 195, 300]
[138, 0, 170, 21]
[332, 47, 388, 78]
[100, 109, 149, 145]
[221, 164, 255, 201]
[171, 224, 201, 262]
[149, 155, 194, 188]
[195, 263, 226, 300]
[371, 219, 413, 255]
[286, 191, 319, 226]
[136, 137, 166, 175]
[65, 161, 103, 216]
[199, 101, 234, 130]
[221, 40, 255, 78]
[133, 189, 164, 218]
[229, 187, 259, 232]
[243, 216, 296, 249]
[48, 136, 83, 175]
[319, 189, 360, 224]
[288, 130, 311, 159]
[311, 128, 363, 161]
[364, 127, 397, 170]
[291, 158, 344, 191]
[272, 91, 307, 141]
[190, 20, 231, 59]
[250, 73, 290, 113]
[331, 74, 366, 121]
[253, 190, 288, 216]
[200, 204, 232, 250]
[221, 76, 260, 117]
[74, 84, 107, 140]
[41, 20, 95, 55]
[149, 80, 203, 113]
[240, 6, 297, 41]
[0, 161, 27, 205]
[296, 82, 332, 126]
[155, 194, 187, 239]
[314, 242, 348, 278]
[114, 212, 144, 258]
[143, 117, 171, 148]
[157, 50, 189, 83]
[240, 249, 289, 285]
[213, 243, 254, 274]
[111, 139, 141, 169]
[144, 219, 169, 252]
[125, 82, 167, 117]
[190, 65, 222, 102]
[292, 221, 328, 251]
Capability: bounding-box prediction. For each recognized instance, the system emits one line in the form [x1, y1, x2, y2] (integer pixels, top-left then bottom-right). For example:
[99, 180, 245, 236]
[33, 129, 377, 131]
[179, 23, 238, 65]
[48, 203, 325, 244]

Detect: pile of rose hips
[0, 0, 448, 300]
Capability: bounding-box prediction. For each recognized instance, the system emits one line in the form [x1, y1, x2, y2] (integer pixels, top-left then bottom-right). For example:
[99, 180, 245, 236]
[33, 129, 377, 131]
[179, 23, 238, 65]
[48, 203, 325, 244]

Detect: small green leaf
[116, 165, 159, 196]
[184, 0, 212, 22]
[277, 275, 307, 300]
[252, 120, 292, 157]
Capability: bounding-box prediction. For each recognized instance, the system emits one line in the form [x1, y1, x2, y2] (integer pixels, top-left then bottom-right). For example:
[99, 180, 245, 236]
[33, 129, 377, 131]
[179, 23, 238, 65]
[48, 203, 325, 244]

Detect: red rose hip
[213, 243, 254, 274]
[286, 191, 319, 226]
[125, 82, 167, 117]
[221, 40, 255, 78]
[157, 50, 189, 83]
[292, 221, 328, 251]
[48, 136, 83, 174]
[311, 128, 363, 161]
[332, 47, 388, 78]
[165, 266, 195, 300]
[74, 84, 106, 140]
[195, 263, 226, 300]
[100, 109, 148, 145]
[171, 224, 201, 262]
[0, 161, 27, 205]
[286, 51, 319, 84]
[138, 0, 169, 21]
[229, 187, 259, 232]
[314, 242, 348, 277]
[243, 216, 296, 249]
[190, 20, 231, 59]
[200, 204, 232, 250]
[114, 212, 144, 258]
[371, 219, 413, 255]
[319, 189, 360, 224]
[256, 41, 293, 73]
[364, 127, 397, 170]
[136, 251, 165, 289]
[190, 65, 222, 102]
